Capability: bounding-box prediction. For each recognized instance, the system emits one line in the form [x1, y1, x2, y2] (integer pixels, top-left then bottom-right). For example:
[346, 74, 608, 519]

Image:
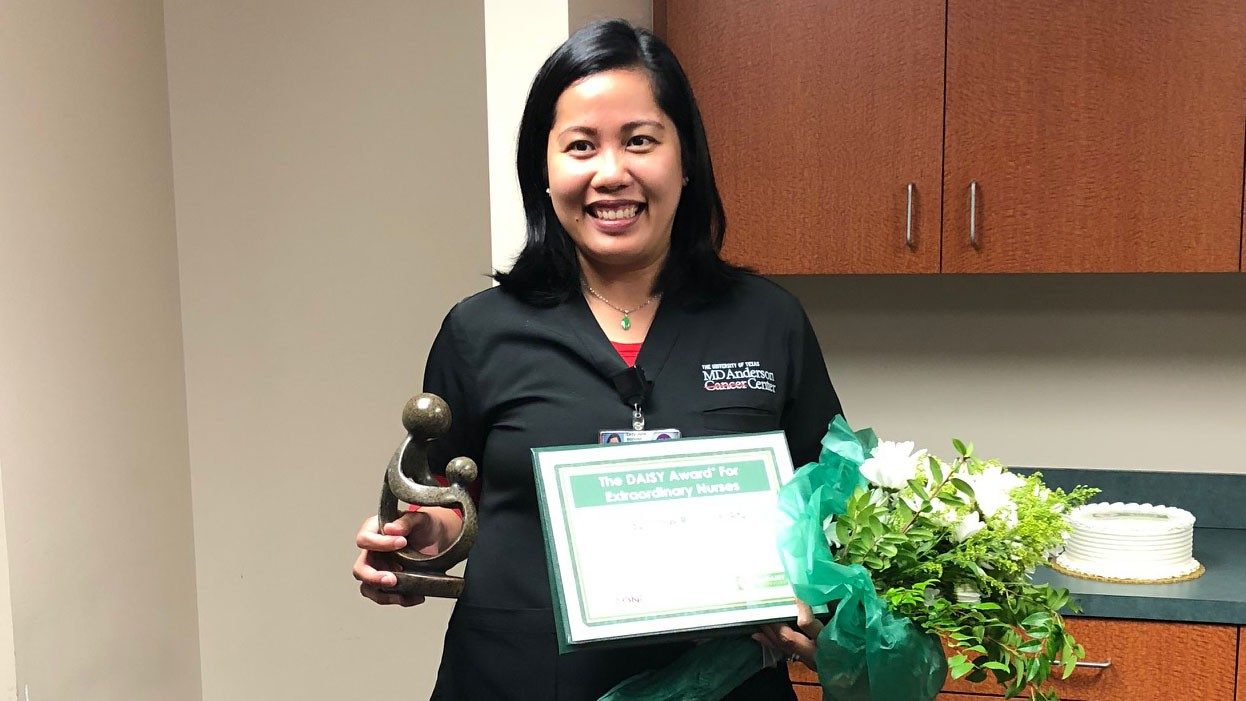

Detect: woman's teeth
[590, 205, 640, 220]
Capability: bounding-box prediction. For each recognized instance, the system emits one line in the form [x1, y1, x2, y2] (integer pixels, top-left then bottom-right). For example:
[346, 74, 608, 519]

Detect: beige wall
[784, 275, 1246, 474]
[0, 463, 16, 699]
[163, 1, 491, 698]
[0, 2, 202, 700]
[569, 0, 652, 35]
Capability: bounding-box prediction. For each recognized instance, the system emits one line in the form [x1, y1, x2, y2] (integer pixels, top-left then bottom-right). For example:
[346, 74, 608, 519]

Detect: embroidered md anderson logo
[701, 361, 776, 393]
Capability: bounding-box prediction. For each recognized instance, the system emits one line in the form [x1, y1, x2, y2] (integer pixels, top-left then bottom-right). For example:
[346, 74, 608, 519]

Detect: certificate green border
[532, 431, 801, 653]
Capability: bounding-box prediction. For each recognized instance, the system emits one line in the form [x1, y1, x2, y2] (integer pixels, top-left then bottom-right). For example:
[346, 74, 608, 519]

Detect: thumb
[382, 511, 428, 537]
[795, 600, 824, 639]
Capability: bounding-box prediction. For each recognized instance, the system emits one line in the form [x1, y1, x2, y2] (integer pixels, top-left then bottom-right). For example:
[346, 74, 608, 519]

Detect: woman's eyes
[627, 135, 657, 149]
[564, 135, 658, 154]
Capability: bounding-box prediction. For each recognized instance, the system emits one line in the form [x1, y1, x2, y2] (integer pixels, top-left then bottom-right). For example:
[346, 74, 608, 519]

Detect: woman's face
[546, 68, 684, 274]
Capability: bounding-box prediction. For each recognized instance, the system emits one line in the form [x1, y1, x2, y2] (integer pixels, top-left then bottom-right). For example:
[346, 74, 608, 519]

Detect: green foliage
[831, 442, 1099, 700]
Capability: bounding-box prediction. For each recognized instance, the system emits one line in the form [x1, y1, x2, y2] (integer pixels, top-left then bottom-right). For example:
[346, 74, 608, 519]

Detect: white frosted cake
[1052, 502, 1203, 583]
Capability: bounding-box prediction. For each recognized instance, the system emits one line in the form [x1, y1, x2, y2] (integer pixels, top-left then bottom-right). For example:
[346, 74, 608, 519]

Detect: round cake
[1051, 502, 1203, 583]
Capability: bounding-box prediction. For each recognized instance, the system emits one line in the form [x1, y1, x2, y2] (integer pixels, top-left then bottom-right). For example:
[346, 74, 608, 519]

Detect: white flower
[868, 488, 890, 507]
[822, 514, 841, 547]
[859, 441, 925, 489]
[899, 490, 922, 513]
[952, 511, 986, 542]
[901, 492, 953, 526]
[927, 498, 953, 524]
[954, 583, 982, 604]
[964, 466, 1026, 518]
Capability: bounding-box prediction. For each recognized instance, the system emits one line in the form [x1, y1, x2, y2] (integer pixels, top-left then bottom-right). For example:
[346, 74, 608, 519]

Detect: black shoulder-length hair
[492, 18, 744, 306]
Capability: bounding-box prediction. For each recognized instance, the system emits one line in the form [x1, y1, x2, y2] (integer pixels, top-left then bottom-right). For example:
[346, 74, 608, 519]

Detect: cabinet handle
[905, 182, 916, 249]
[1053, 659, 1113, 670]
[969, 180, 980, 249]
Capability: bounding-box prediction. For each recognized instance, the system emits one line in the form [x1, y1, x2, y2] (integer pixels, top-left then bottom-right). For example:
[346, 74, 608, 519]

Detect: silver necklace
[583, 283, 659, 330]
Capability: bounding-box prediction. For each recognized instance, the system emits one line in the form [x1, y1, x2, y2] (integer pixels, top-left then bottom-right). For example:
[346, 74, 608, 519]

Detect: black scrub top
[424, 274, 843, 701]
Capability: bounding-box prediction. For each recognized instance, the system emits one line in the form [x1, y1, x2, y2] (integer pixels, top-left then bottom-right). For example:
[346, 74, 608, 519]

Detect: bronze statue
[376, 393, 478, 598]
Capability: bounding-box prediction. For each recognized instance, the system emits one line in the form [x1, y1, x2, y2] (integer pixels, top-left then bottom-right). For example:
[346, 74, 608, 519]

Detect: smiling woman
[351, 18, 844, 701]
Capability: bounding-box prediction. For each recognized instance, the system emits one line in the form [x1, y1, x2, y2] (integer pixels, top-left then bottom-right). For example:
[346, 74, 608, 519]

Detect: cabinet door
[942, 617, 1237, 700]
[943, 0, 1246, 273]
[787, 660, 822, 699]
[1237, 626, 1245, 701]
[659, 0, 944, 274]
[787, 660, 817, 686]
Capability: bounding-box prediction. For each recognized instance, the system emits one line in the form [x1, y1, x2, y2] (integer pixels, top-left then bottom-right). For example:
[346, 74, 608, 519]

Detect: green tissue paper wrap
[778, 416, 946, 701]
[598, 417, 946, 701]
[597, 636, 773, 701]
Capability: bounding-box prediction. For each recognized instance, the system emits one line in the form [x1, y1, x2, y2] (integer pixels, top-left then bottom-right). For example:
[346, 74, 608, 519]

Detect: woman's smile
[585, 199, 647, 231]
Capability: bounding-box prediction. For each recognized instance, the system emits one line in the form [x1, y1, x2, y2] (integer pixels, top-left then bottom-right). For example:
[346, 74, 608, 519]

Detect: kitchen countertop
[1017, 467, 1245, 626]
[1033, 527, 1245, 625]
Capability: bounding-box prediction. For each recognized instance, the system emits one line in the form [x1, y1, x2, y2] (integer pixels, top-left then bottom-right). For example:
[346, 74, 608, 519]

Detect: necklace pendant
[620, 315, 632, 330]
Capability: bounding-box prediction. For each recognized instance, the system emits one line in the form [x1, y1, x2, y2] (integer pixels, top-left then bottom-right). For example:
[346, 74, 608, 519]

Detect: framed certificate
[532, 431, 809, 652]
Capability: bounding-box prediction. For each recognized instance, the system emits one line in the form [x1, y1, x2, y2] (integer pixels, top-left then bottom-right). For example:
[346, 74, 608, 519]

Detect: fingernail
[393, 537, 407, 549]
[383, 574, 396, 587]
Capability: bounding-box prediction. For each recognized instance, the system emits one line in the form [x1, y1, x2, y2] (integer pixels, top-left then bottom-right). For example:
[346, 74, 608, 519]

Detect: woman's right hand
[353, 511, 440, 607]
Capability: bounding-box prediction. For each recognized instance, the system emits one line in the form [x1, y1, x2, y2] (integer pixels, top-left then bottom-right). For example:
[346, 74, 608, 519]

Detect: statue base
[381, 570, 465, 599]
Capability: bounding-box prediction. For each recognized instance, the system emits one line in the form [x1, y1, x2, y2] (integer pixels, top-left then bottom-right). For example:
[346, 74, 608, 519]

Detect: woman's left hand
[752, 600, 824, 670]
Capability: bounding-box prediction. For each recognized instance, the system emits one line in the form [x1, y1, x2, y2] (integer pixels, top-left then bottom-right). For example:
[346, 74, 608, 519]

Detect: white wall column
[485, 0, 570, 274]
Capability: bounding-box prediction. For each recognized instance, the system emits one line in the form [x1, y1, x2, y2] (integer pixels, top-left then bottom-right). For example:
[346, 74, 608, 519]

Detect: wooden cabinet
[658, 1, 1246, 274]
[658, 0, 944, 274]
[1238, 627, 1245, 701]
[942, 0, 1246, 273]
[788, 660, 820, 699]
[788, 620, 1243, 700]
[942, 617, 1237, 700]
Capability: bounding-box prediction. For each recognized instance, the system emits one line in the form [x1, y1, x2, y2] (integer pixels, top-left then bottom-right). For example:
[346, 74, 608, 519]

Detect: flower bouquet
[600, 416, 1097, 701]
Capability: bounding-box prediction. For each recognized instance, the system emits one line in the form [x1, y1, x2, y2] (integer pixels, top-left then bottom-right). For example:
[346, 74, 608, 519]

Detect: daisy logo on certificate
[700, 361, 776, 393]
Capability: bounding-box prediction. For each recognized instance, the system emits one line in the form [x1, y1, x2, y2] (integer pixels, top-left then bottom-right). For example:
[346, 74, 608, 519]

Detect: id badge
[598, 428, 681, 444]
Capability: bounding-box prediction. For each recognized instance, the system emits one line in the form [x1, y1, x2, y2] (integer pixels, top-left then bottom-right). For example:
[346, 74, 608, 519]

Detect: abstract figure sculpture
[376, 393, 478, 598]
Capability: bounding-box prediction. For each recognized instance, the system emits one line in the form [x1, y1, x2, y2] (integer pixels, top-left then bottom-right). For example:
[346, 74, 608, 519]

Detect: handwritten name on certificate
[533, 432, 805, 649]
